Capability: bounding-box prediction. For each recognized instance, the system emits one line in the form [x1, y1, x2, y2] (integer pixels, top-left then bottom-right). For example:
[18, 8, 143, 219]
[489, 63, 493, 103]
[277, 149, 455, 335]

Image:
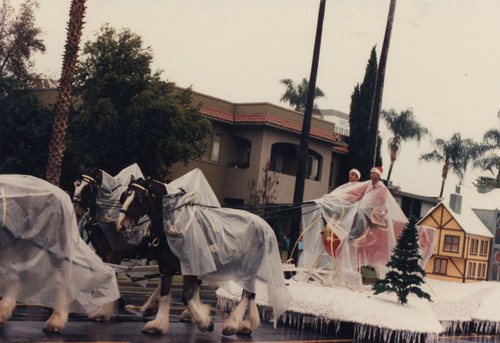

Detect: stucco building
[169, 87, 349, 206]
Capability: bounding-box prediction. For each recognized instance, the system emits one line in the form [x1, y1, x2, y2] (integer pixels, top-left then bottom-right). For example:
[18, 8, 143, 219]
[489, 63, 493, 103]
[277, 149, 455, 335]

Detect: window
[270, 143, 296, 176]
[470, 239, 478, 255]
[210, 133, 224, 163]
[467, 262, 476, 278]
[480, 240, 488, 256]
[227, 137, 251, 168]
[306, 152, 322, 181]
[433, 258, 447, 274]
[478, 263, 486, 279]
[443, 235, 460, 253]
[495, 228, 500, 245]
[270, 143, 322, 180]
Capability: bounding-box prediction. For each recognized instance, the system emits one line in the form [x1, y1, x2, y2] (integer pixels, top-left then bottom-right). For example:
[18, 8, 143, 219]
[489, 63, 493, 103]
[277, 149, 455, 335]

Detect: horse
[72, 166, 166, 319]
[116, 171, 290, 336]
[0, 174, 120, 332]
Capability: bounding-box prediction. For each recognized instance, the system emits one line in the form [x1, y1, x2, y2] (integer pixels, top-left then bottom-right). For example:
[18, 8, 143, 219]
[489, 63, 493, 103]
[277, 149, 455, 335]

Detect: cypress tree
[348, 46, 382, 180]
[372, 216, 432, 304]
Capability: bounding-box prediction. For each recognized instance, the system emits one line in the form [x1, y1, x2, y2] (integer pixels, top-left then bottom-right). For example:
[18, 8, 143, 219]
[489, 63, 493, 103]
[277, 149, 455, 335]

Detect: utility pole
[367, 0, 397, 167]
[288, 0, 326, 263]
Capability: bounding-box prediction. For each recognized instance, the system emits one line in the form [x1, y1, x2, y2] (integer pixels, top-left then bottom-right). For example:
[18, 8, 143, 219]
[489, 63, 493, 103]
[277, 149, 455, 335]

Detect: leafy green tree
[420, 132, 479, 197]
[0, 94, 52, 177]
[372, 216, 431, 305]
[65, 25, 211, 183]
[382, 108, 428, 182]
[0, 0, 45, 91]
[279, 78, 325, 116]
[0, 0, 54, 178]
[348, 47, 382, 181]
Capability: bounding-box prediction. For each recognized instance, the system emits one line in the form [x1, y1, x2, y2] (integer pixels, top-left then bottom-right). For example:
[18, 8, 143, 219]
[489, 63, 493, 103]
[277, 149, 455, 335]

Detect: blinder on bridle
[119, 182, 151, 223]
[73, 174, 100, 206]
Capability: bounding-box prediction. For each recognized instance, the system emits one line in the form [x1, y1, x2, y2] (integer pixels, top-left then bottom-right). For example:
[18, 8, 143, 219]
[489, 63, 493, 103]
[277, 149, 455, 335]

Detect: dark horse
[117, 177, 270, 335]
[72, 167, 163, 319]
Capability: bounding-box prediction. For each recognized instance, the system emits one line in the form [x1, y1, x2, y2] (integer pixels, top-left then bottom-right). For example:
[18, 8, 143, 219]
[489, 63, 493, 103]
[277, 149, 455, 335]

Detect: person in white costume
[298, 167, 436, 287]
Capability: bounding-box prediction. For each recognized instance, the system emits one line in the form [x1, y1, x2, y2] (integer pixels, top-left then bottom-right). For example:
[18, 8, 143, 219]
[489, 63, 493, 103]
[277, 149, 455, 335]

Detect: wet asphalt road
[0, 281, 352, 343]
[3, 280, 500, 343]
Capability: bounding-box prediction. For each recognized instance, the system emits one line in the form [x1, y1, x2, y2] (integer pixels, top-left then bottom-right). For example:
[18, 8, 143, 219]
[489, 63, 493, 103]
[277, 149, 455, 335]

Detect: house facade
[169, 87, 349, 206]
[418, 191, 493, 283]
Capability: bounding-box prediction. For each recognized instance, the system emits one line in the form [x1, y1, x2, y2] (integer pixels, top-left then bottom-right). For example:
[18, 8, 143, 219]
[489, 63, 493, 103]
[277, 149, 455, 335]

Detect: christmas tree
[372, 216, 432, 304]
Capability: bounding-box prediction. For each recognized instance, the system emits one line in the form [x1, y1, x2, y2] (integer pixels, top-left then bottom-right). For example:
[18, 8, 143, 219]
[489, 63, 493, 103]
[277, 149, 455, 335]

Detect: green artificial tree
[372, 216, 432, 304]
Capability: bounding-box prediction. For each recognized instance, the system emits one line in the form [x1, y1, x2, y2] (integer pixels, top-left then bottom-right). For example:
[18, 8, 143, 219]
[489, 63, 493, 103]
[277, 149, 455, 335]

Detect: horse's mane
[147, 178, 167, 197]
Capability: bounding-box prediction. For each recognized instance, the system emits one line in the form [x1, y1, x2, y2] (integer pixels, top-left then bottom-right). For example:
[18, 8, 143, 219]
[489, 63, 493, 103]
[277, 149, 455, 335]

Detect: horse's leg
[222, 289, 257, 336]
[142, 274, 172, 335]
[44, 270, 68, 333]
[179, 278, 201, 322]
[239, 291, 260, 335]
[0, 276, 19, 328]
[182, 276, 213, 332]
[88, 248, 125, 322]
[141, 283, 160, 317]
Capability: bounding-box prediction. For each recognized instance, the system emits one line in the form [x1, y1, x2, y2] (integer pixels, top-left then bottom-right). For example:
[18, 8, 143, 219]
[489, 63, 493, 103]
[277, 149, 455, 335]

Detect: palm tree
[420, 132, 479, 197]
[279, 78, 325, 116]
[474, 129, 500, 186]
[45, 0, 86, 186]
[382, 108, 428, 182]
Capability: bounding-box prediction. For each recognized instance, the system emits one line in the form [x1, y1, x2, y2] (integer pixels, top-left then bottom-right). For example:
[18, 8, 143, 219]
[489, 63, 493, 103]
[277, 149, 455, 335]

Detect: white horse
[0, 175, 120, 332]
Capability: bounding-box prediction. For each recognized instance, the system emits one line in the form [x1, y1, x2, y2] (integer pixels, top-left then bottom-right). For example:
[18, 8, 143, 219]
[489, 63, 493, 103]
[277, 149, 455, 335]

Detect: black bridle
[119, 182, 153, 224]
[72, 174, 101, 207]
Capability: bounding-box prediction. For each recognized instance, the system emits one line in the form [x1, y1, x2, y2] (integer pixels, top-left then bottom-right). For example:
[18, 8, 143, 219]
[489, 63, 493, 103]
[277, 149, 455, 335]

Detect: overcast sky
[18, 0, 500, 198]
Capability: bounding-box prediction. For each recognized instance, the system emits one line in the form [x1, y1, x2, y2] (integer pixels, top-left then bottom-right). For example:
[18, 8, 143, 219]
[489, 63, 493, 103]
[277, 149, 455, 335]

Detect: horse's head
[117, 178, 166, 237]
[72, 167, 103, 221]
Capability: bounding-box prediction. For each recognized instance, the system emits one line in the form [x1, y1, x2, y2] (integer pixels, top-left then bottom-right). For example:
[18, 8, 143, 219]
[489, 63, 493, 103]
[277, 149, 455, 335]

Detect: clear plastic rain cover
[163, 169, 291, 321]
[298, 180, 437, 287]
[0, 175, 120, 313]
[94, 163, 149, 250]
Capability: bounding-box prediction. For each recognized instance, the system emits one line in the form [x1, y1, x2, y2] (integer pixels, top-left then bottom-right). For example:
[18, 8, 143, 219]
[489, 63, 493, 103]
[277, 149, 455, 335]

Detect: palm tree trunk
[289, 0, 326, 262]
[387, 160, 395, 182]
[439, 176, 447, 198]
[439, 162, 449, 198]
[368, 0, 397, 166]
[45, 0, 86, 186]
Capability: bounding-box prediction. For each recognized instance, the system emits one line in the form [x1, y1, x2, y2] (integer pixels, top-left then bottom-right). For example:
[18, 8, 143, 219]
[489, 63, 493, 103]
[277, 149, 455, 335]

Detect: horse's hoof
[222, 327, 238, 336]
[179, 309, 191, 322]
[89, 316, 104, 322]
[141, 327, 162, 336]
[237, 327, 253, 336]
[43, 327, 61, 334]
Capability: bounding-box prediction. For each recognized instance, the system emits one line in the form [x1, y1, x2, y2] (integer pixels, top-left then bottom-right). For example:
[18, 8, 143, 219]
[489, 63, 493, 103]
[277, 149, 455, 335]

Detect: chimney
[449, 193, 462, 214]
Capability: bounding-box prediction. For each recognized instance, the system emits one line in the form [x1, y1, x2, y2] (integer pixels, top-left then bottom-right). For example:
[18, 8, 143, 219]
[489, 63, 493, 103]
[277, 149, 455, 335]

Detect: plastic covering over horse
[298, 179, 437, 287]
[73, 164, 161, 319]
[0, 175, 120, 332]
[117, 168, 291, 335]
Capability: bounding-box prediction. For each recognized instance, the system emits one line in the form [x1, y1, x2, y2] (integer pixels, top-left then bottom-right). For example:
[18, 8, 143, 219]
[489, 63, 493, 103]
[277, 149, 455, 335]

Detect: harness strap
[131, 183, 147, 192]
[82, 174, 100, 188]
